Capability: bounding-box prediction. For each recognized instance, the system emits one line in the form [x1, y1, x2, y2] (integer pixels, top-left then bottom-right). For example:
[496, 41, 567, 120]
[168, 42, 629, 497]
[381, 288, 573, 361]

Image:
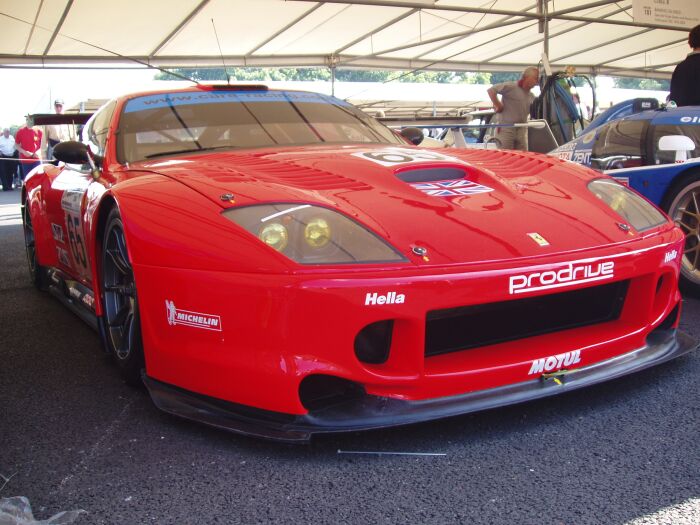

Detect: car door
[44, 101, 117, 285]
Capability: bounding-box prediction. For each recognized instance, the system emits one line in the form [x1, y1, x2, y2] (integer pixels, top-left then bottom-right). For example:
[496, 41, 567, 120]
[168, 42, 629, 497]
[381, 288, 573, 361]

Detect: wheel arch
[659, 166, 700, 297]
[21, 171, 54, 268]
[89, 194, 119, 317]
[659, 166, 700, 212]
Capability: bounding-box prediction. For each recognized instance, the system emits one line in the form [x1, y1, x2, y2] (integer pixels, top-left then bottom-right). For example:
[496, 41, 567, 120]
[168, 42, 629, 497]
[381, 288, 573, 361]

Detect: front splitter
[143, 329, 697, 443]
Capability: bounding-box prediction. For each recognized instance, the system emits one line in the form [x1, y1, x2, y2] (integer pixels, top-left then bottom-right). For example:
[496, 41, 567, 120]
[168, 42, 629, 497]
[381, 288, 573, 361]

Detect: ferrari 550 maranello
[22, 85, 696, 441]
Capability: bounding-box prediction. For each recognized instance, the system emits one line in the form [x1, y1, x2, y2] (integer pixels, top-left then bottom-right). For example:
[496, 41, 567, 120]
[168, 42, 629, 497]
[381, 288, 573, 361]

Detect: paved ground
[0, 188, 698, 524]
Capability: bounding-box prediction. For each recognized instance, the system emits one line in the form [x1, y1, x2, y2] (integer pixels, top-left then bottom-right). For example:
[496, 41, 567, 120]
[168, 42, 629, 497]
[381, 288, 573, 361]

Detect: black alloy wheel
[664, 174, 700, 297]
[22, 201, 47, 290]
[101, 208, 144, 383]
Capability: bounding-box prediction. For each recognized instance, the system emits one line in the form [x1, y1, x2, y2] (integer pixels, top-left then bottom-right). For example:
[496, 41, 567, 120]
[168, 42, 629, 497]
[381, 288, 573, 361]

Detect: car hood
[138, 144, 656, 266]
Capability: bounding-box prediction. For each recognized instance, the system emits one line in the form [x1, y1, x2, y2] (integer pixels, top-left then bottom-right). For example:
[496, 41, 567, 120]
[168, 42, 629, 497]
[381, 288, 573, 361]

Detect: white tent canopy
[0, 0, 697, 78]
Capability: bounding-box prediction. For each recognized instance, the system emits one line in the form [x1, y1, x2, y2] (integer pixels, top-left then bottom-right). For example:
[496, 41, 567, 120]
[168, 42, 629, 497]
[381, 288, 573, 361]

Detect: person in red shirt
[15, 115, 43, 181]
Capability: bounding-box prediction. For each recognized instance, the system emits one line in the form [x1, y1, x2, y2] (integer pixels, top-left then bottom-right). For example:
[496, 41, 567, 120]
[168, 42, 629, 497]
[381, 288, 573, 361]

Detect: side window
[651, 124, 700, 164]
[590, 120, 648, 170]
[85, 100, 117, 157]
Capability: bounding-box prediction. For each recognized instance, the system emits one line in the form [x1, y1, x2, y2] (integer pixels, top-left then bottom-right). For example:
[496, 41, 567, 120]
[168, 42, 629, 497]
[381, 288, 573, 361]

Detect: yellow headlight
[259, 223, 288, 251]
[304, 217, 331, 248]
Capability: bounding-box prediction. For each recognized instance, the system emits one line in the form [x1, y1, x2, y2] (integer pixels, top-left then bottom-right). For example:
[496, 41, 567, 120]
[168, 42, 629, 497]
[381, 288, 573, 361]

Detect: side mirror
[400, 127, 425, 146]
[53, 141, 103, 179]
[53, 141, 89, 164]
[658, 135, 696, 162]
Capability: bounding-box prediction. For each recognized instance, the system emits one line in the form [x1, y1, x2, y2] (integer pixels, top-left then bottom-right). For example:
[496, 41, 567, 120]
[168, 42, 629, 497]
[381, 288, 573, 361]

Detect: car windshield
[116, 89, 403, 163]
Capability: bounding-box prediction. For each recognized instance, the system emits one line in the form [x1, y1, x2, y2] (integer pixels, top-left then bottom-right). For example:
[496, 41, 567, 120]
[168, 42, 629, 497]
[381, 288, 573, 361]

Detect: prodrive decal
[509, 260, 615, 295]
[165, 300, 222, 331]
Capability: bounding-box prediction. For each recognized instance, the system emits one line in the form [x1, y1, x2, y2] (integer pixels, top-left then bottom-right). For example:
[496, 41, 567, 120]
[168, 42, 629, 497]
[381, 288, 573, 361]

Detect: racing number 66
[66, 215, 88, 269]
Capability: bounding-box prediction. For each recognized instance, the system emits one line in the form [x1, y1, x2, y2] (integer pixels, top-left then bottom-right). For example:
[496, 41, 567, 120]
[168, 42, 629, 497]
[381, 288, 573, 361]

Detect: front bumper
[143, 328, 697, 443]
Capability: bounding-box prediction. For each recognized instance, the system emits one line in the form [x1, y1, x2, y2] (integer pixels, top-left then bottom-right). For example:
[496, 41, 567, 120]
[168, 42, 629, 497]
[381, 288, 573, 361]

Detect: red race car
[23, 85, 696, 442]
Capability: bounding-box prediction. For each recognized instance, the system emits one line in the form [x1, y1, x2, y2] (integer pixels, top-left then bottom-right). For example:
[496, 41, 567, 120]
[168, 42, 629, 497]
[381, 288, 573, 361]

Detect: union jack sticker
[410, 179, 494, 197]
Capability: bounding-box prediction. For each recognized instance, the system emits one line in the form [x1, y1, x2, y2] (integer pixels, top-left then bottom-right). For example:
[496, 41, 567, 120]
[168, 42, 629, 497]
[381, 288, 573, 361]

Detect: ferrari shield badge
[527, 232, 550, 247]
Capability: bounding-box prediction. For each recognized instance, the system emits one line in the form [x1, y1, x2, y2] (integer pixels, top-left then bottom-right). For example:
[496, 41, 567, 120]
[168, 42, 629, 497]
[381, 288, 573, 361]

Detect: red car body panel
[21, 85, 696, 441]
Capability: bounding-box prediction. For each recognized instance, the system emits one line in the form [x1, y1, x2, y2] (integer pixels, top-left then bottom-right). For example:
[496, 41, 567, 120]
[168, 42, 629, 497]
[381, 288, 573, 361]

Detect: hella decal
[165, 300, 222, 331]
[365, 291, 405, 306]
[509, 260, 615, 295]
[664, 249, 678, 263]
[528, 350, 582, 375]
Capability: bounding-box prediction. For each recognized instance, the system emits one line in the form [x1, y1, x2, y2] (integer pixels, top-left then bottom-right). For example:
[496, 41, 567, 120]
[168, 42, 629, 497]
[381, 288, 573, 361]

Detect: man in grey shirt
[487, 67, 539, 151]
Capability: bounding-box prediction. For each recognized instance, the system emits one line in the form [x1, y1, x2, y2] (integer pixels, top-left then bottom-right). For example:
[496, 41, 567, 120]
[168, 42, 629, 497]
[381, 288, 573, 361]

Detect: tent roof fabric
[0, 0, 696, 78]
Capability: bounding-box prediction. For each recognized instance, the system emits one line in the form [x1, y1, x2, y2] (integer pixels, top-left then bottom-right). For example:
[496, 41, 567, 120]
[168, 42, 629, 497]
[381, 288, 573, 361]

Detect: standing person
[46, 98, 71, 159]
[487, 66, 539, 151]
[670, 24, 700, 107]
[0, 128, 16, 191]
[15, 115, 43, 181]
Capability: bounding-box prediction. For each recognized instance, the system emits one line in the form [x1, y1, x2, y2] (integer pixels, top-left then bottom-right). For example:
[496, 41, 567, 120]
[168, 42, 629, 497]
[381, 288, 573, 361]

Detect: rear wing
[29, 113, 93, 126]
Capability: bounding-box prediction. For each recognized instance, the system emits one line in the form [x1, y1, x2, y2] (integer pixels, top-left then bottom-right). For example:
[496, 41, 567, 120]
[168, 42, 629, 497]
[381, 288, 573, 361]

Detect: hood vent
[456, 149, 552, 177]
[396, 167, 466, 183]
[228, 154, 370, 191]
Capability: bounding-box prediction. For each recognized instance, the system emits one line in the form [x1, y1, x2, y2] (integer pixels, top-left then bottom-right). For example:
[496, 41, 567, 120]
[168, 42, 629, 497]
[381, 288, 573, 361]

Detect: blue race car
[551, 106, 700, 295]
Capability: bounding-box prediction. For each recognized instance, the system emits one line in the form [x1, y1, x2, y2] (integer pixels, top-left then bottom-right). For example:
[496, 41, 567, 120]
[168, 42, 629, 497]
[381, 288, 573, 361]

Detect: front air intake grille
[425, 280, 630, 357]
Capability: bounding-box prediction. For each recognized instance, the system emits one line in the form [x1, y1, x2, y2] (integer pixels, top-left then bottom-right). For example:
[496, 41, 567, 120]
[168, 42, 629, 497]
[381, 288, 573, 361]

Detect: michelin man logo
[166, 300, 176, 326]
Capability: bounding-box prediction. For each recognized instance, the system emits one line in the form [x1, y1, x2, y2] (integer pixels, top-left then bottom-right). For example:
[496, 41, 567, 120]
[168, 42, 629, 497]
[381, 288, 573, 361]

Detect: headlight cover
[223, 203, 407, 265]
[588, 179, 667, 232]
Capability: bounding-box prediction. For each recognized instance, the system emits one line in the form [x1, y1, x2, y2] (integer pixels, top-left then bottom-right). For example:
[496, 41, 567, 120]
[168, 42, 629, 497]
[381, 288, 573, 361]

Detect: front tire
[663, 173, 700, 297]
[101, 208, 145, 384]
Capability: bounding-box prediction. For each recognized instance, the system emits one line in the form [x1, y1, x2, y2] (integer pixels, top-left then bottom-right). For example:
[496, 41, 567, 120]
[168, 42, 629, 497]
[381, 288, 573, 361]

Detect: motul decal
[528, 350, 581, 375]
[165, 300, 222, 331]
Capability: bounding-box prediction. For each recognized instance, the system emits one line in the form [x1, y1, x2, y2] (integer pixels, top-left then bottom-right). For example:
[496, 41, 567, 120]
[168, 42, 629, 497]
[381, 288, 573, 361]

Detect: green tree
[489, 72, 521, 84]
[155, 67, 494, 84]
[612, 77, 670, 91]
[335, 69, 395, 82]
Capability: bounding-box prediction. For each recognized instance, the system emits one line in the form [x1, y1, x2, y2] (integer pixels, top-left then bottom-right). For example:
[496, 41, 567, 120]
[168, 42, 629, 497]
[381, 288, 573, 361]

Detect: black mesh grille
[425, 280, 630, 357]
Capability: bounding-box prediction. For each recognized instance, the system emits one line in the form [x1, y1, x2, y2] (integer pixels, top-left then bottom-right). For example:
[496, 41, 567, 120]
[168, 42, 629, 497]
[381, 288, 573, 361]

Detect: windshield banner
[124, 90, 349, 113]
